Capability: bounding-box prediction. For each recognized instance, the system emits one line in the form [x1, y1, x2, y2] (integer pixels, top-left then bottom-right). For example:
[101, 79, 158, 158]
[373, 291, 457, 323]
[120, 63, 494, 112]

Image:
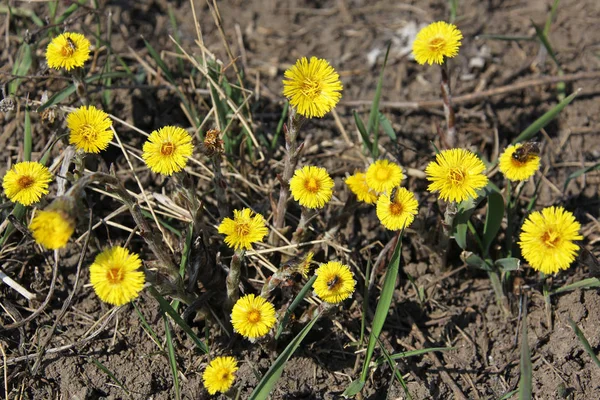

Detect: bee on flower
[376, 187, 419, 231]
[499, 142, 541, 181]
[45, 32, 91, 71]
[313, 261, 356, 304]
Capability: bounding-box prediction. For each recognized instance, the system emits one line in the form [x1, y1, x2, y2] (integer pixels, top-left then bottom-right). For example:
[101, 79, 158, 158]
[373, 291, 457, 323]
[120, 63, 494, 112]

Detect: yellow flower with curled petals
[499, 144, 541, 181]
[218, 208, 268, 250]
[376, 187, 419, 231]
[89, 246, 145, 306]
[519, 206, 582, 275]
[231, 294, 276, 339]
[283, 57, 343, 118]
[202, 356, 238, 395]
[425, 148, 488, 203]
[45, 32, 91, 71]
[67, 105, 113, 153]
[412, 21, 463, 65]
[345, 171, 378, 204]
[289, 165, 334, 209]
[313, 261, 355, 304]
[142, 126, 194, 176]
[365, 160, 404, 194]
[2, 161, 52, 206]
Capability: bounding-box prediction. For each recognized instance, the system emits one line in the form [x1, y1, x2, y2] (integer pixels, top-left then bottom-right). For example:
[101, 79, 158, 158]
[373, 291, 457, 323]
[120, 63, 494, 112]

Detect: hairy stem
[440, 63, 456, 148]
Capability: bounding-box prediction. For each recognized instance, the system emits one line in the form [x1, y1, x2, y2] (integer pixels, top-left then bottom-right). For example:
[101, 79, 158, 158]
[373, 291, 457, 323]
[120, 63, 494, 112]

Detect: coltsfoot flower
[67, 105, 113, 153]
[89, 246, 145, 306]
[345, 171, 378, 204]
[2, 161, 52, 206]
[425, 148, 488, 203]
[29, 198, 76, 250]
[499, 143, 541, 181]
[218, 208, 268, 250]
[519, 206, 582, 275]
[142, 126, 194, 175]
[46, 32, 91, 71]
[289, 165, 334, 209]
[376, 187, 419, 230]
[231, 294, 276, 339]
[202, 356, 238, 395]
[313, 261, 356, 304]
[365, 160, 404, 194]
[283, 57, 343, 118]
[412, 21, 463, 65]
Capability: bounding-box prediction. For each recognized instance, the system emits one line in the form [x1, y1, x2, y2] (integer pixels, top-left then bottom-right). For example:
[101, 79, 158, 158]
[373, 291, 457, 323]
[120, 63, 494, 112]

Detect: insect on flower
[66, 37, 77, 51]
[327, 275, 340, 290]
[512, 142, 540, 163]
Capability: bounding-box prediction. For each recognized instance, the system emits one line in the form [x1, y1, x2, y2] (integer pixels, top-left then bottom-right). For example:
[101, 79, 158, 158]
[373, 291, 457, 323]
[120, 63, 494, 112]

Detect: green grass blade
[359, 259, 372, 346]
[476, 34, 534, 41]
[448, 0, 458, 23]
[23, 106, 32, 162]
[550, 278, 600, 295]
[568, 318, 600, 369]
[89, 357, 131, 397]
[532, 21, 561, 69]
[270, 102, 288, 150]
[377, 337, 412, 400]
[163, 315, 181, 400]
[374, 347, 453, 366]
[9, 43, 32, 95]
[498, 389, 519, 400]
[378, 112, 397, 140]
[518, 304, 532, 400]
[563, 162, 600, 192]
[353, 111, 373, 155]
[55, 0, 85, 25]
[168, 4, 185, 75]
[512, 89, 580, 144]
[0, 5, 44, 26]
[482, 192, 504, 255]
[543, 0, 560, 36]
[275, 275, 317, 339]
[249, 312, 321, 400]
[367, 42, 391, 158]
[149, 287, 209, 354]
[133, 301, 163, 351]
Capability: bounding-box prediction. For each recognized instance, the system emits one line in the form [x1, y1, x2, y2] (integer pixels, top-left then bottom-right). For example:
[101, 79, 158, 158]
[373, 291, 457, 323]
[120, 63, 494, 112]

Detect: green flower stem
[440, 200, 458, 268]
[440, 62, 456, 148]
[226, 249, 244, 308]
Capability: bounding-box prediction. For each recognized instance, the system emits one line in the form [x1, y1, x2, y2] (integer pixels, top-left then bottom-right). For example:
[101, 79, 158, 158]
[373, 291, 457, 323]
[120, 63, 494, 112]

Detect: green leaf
[550, 278, 600, 295]
[374, 347, 453, 366]
[498, 389, 519, 400]
[367, 42, 391, 158]
[249, 312, 321, 400]
[512, 89, 580, 144]
[568, 318, 600, 370]
[342, 380, 365, 398]
[9, 43, 32, 95]
[23, 106, 32, 162]
[55, 0, 85, 24]
[89, 357, 131, 397]
[482, 192, 504, 255]
[149, 287, 209, 354]
[518, 305, 532, 400]
[164, 315, 181, 400]
[461, 251, 493, 271]
[275, 275, 317, 339]
[495, 257, 521, 272]
[378, 112, 397, 140]
[353, 111, 373, 155]
[453, 194, 486, 250]
[0, 5, 44, 26]
[377, 337, 412, 400]
[563, 162, 600, 192]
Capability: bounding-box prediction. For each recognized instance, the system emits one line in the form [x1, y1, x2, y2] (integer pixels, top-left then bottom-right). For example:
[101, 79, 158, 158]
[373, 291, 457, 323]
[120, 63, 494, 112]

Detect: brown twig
[341, 71, 600, 109]
[440, 63, 456, 148]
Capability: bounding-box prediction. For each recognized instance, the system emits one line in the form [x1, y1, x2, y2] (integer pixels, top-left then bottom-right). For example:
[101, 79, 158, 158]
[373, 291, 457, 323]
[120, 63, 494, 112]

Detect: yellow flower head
[376, 187, 419, 231]
[29, 204, 76, 250]
[89, 246, 145, 306]
[203, 356, 238, 395]
[231, 294, 276, 339]
[2, 161, 52, 206]
[46, 32, 91, 71]
[365, 160, 404, 194]
[67, 105, 113, 153]
[425, 148, 488, 203]
[499, 144, 541, 181]
[298, 251, 314, 278]
[412, 21, 463, 65]
[142, 126, 194, 176]
[518, 206, 582, 275]
[289, 165, 334, 209]
[345, 171, 378, 204]
[218, 208, 268, 250]
[314, 261, 356, 304]
[282, 57, 343, 118]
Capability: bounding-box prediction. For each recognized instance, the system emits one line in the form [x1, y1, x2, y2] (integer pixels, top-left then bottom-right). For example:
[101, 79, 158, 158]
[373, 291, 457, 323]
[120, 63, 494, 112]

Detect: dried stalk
[440, 63, 456, 148]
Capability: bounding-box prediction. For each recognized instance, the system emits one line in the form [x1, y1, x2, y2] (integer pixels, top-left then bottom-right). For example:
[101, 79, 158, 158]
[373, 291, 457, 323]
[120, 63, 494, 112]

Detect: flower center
[376, 168, 390, 181]
[304, 177, 320, 193]
[448, 168, 466, 186]
[81, 124, 98, 141]
[428, 37, 446, 51]
[160, 142, 175, 156]
[235, 222, 251, 237]
[390, 202, 404, 216]
[301, 78, 322, 100]
[61, 43, 76, 57]
[17, 175, 35, 189]
[220, 371, 231, 380]
[106, 266, 124, 284]
[541, 229, 560, 248]
[247, 309, 261, 323]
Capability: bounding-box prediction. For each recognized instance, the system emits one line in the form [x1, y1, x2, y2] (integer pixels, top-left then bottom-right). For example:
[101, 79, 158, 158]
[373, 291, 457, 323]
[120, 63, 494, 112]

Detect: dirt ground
[1, 0, 600, 399]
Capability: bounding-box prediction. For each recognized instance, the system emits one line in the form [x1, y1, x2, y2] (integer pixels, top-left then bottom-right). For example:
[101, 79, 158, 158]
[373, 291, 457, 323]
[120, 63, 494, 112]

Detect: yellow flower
[2, 161, 52, 206]
[89, 246, 145, 306]
[45, 32, 91, 71]
[313, 261, 356, 304]
[425, 148, 488, 203]
[499, 144, 541, 181]
[282, 57, 343, 118]
[218, 208, 268, 250]
[67, 105, 113, 153]
[518, 206, 582, 275]
[231, 294, 276, 339]
[412, 21, 463, 65]
[203, 356, 238, 395]
[142, 126, 194, 176]
[29, 207, 75, 250]
[365, 160, 404, 194]
[298, 252, 314, 278]
[376, 187, 419, 231]
[289, 166, 334, 209]
[345, 171, 378, 204]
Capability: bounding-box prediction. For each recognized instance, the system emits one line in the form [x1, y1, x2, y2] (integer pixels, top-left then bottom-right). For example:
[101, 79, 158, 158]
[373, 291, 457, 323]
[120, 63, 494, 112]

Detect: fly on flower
[499, 142, 541, 181]
[45, 32, 91, 71]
